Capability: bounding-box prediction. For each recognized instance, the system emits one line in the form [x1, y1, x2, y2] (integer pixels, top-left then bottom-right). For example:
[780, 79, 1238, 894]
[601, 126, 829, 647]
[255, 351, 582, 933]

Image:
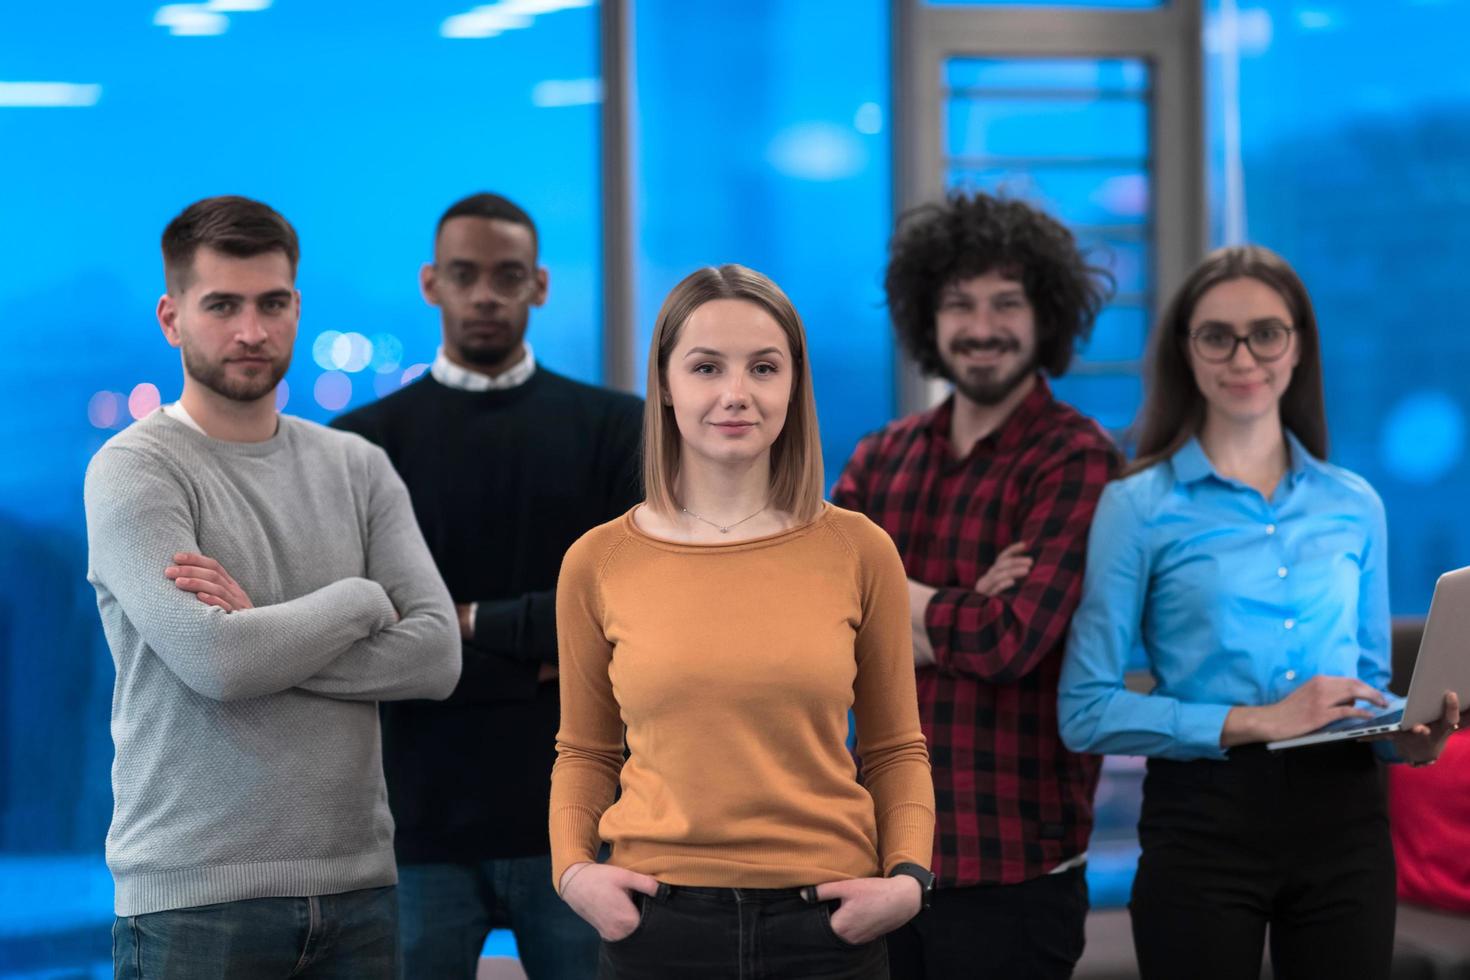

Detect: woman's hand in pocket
[558, 862, 660, 941]
[814, 875, 922, 945]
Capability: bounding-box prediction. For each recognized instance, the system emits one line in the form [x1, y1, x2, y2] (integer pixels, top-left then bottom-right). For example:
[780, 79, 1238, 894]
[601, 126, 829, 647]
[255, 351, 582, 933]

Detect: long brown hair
[1125, 245, 1328, 477]
[642, 264, 825, 522]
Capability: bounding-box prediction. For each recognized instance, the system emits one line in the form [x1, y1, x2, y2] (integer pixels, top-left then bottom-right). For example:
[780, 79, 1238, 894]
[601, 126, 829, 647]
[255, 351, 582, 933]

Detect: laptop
[1266, 565, 1470, 751]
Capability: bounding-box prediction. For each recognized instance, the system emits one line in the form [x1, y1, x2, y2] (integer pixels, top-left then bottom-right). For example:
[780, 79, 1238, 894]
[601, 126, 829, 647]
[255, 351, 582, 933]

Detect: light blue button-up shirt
[1058, 432, 1391, 761]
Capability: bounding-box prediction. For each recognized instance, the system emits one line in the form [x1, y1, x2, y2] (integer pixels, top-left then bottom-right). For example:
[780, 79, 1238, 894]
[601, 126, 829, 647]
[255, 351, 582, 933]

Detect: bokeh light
[313, 371, 352, 411]
[87, 391, 120, 429]
[330, 332, 374, 373]
[1381, 390, 1466, 486]
[127, 383, 160, 421]
[274, 380, 290, 411]
[312, 330, 343, 370]
[401, 363, 429, 385]
[370, 333, 404, 374]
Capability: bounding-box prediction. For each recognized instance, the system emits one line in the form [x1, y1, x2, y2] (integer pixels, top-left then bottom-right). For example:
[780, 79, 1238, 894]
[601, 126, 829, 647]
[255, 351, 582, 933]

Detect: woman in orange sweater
[550, 265, 936, 979]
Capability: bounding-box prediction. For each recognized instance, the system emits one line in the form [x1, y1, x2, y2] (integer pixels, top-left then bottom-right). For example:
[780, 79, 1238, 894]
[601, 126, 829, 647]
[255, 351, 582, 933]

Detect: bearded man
[831, 192, 1122, 980]
[84, 195, 460, 978]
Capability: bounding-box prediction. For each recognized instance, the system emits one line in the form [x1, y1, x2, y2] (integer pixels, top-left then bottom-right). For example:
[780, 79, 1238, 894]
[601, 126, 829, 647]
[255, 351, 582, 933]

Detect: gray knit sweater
[84, 410, 461, 915]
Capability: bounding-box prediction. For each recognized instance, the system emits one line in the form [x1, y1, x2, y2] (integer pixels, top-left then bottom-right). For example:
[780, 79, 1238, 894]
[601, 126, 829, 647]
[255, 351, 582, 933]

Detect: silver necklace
[680, 503, 767, 534]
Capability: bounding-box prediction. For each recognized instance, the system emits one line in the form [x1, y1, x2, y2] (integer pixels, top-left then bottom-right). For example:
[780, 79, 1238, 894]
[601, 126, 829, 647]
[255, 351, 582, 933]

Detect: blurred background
[3, 0, 1469, 974]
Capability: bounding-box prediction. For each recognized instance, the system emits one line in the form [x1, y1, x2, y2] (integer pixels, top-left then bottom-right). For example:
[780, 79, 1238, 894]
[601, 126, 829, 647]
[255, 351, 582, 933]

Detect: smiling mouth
[958, 350, 1007, 363]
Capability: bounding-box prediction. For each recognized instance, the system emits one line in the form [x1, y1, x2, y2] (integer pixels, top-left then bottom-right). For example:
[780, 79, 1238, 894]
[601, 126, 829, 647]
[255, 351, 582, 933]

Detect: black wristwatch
[888, 862, 936, 910]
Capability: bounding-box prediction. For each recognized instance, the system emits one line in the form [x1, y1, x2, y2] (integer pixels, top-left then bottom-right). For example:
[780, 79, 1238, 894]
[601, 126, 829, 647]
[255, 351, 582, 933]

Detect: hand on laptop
[1390, 691, 1460, 766]
[1222, 675, 1387, 747]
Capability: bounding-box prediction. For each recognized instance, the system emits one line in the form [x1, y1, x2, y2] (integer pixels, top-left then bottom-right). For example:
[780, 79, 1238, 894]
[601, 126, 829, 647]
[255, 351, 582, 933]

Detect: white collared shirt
[430, 343, 537, 392]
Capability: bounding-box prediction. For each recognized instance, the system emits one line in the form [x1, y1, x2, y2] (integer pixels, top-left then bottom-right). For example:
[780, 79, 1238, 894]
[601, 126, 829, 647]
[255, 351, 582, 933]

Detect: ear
[531, 266, 549, 308]
[157, 293, 183, 349]
[419, 262, 440, 307]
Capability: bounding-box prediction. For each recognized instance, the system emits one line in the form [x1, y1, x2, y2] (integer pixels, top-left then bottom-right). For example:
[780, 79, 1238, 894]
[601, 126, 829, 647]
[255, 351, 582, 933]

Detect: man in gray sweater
[84, 195, 461, 977]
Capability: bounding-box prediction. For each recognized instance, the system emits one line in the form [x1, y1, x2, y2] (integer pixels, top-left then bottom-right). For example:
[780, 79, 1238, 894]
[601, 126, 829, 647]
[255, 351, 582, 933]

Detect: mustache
[949, 336, 1019, 356]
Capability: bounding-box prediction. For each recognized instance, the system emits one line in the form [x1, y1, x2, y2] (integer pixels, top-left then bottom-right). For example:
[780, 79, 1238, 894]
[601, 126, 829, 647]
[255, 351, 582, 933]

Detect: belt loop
[656, 882, 671, 901]
[800, 886, 818, 904]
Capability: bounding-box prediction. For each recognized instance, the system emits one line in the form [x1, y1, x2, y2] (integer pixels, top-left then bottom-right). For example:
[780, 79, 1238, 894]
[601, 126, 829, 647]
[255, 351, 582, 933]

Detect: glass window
[1206, 0, 1470, 613]
[633, 0, 892, 483]
[928, 0, 1164, 7]
[944, 55, 1154, 430]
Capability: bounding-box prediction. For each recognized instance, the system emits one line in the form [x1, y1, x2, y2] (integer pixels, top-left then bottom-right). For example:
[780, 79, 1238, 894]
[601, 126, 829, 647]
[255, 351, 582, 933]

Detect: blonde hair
[642, 264, 824, 523]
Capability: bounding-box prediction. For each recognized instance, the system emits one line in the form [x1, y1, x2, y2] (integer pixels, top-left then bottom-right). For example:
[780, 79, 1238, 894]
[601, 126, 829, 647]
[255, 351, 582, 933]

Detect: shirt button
[1278, 566, 1289, 578]
[1266, 524, 1277, 535]
[1284, 618, 1296, 630]
[1285, 669, 1297, 681]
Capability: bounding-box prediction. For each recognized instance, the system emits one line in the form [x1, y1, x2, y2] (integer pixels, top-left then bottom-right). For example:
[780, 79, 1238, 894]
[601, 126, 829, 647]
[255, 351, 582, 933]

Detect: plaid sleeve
[830, 432, 874, 511]
[924, 444, 1117, 683]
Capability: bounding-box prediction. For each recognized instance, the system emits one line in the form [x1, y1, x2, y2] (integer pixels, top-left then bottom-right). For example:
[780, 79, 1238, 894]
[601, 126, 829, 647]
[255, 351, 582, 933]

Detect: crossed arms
[84, 445, 461, 703]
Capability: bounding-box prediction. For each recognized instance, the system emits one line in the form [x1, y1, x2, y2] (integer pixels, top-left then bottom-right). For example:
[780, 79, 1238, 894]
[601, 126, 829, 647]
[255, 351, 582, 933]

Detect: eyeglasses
[439, 262, 538, 302]
[1188, 323, 1295, 363]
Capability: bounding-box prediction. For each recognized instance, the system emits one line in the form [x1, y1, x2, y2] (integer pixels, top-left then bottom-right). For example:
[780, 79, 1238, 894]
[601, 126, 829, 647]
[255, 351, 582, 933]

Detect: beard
[450, 315, 528, 369]
[938, 336, 1038, 407]
[182, 341, 290, 403]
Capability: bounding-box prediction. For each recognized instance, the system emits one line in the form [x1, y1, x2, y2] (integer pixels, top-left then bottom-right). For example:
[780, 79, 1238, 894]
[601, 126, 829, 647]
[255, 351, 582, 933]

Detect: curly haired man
[832, 191, 1122, 979]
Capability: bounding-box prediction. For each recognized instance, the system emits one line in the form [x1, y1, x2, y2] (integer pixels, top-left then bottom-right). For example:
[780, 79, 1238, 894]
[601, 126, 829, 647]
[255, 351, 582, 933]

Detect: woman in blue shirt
[1059, 245, 1459, 980]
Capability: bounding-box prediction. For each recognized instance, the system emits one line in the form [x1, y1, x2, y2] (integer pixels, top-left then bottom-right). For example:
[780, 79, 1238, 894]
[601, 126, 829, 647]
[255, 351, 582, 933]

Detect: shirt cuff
[922, 587, 967, 667]
[1177, 702, 1233, 760]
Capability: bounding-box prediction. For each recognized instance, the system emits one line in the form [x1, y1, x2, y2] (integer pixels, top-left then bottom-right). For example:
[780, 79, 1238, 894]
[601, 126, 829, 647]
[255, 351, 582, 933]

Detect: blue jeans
[398, 855, 600, 979]
[112, 885, 397, 979]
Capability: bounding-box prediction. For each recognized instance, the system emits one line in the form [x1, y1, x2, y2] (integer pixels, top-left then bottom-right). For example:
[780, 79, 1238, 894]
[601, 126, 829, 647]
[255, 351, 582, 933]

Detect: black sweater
[333, 368, 642, 861]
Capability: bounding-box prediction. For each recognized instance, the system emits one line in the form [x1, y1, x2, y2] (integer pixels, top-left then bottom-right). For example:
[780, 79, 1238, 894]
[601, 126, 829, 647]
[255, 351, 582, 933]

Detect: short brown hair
[161, 195, 300, 294]
[643, 265, 825, 523]
[1126, 244, 1327, 476]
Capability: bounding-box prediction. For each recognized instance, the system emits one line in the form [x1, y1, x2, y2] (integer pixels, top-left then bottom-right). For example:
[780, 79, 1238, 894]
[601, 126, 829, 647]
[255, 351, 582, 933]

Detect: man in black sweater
[334, 193, 642, 979]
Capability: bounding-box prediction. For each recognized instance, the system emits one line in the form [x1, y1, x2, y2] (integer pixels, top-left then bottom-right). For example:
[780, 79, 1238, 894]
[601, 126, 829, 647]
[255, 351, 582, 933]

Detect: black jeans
[597, 883, 888, 980]
[886, 865, 1088, 980]
[1130, 741, 1396, 980]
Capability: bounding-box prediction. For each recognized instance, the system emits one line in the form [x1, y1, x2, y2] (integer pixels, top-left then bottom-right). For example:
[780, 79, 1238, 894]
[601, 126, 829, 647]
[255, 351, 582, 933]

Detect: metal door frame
[892, 0, 1205, 413]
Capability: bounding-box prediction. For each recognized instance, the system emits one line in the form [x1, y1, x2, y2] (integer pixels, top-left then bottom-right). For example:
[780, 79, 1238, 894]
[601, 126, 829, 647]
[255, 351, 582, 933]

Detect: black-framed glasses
[1189, 323, 1295, 363]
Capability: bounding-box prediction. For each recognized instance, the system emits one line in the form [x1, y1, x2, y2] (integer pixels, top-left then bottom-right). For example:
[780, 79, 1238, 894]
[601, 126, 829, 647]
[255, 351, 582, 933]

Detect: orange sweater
[550, 503, 934, 890]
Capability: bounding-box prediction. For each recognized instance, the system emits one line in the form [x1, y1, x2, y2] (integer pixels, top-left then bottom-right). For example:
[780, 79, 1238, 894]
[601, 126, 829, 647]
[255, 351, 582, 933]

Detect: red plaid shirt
[832, 377, 1119, 887]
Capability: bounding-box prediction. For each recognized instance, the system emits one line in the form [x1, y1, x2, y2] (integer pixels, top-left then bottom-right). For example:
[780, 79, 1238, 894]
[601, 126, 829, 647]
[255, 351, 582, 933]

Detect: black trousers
[886, 865, 1089, 980]
[598, 883, 888, 980]
[1130, 741, 1396, 980]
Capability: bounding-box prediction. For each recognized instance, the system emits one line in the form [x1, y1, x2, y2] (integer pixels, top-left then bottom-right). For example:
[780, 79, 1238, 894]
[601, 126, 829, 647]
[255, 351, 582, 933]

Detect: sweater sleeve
[1058, 481, 1232, 760]
[850, 520, 936, 873]
[84, 446, 398, 702]
[293, 447, 462, 702]
[467, 395, 643, 676]
[548, 530, 626, 889]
